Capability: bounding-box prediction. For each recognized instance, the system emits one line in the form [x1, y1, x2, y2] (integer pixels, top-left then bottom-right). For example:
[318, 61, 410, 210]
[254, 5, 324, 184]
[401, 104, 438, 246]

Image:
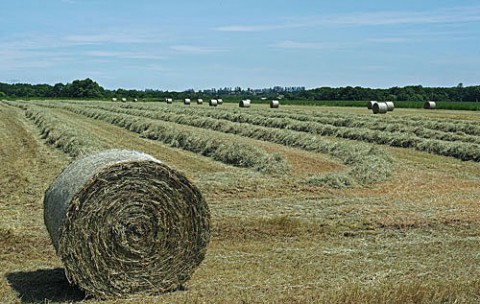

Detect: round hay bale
[372, 102, 388, 114]
[121, 98, 127, 102]
[44, 150, 210, 299]
[385, 101, 395, 111]
[217, 98, 223, 105]
[133, 98, 138, 102]
[184, 98, 191, 105]
[367, 100, 377, 109]
[166, 98, 173, 104]
[270, 100, 280, 108]
[197, 99, 203, 105]
[111, 98, 118, 102]
[209, 99, 218, 107]
[424, 101, 436, 109]
[239, 99, 251, 108]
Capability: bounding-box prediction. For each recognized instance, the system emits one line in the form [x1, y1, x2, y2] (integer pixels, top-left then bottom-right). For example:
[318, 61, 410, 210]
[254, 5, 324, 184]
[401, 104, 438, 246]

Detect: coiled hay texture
[43, 150, 210, 299]
[372, 102, 388, 114]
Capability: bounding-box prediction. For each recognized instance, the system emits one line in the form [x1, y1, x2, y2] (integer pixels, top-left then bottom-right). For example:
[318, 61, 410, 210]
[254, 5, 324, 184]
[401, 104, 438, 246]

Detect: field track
[1, 101, 480, 303]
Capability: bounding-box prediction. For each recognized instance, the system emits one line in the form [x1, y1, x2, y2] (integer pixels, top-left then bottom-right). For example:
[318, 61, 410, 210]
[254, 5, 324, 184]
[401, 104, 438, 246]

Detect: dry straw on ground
[43, 149, 210, 299]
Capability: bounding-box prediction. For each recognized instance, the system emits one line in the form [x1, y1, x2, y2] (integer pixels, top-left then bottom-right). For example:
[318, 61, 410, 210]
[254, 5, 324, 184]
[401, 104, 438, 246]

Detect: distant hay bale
[111, 98, 118, 102]
[239, 99, 251, 108]
[385, 101, 395, 111]
[367, 100, 377, 109]
[197, 99, 203, 105]
[121, 98, 127, 102]
[43, 150, 210, 299]
[217, 99, 223, 105]
[184, 98, 191, 105]
[133, 98, 138, 102]
[372, 102, 388, 114]
[424, 101, 436, 109]
[209, 99, 218, 107]
[166, 98, 173, 104]
[270, 100, 280, 108]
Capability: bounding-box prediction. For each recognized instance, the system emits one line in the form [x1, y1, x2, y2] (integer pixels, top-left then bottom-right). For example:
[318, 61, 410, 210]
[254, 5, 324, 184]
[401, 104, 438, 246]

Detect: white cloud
[274, 40, 344, 50]
[216, 5, 480, 32]
[170, 45, 229, 54]
[85, 50, 166, 60]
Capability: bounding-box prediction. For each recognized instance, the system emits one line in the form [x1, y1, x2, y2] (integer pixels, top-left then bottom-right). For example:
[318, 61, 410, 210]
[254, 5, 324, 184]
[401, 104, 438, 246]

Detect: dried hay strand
[372, 102, 388, 114]
[43, 149, 210, 299]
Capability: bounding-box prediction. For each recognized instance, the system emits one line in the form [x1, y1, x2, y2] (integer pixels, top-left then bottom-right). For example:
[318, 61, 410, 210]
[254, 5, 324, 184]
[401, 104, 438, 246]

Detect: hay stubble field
[1, 100, 480, 303]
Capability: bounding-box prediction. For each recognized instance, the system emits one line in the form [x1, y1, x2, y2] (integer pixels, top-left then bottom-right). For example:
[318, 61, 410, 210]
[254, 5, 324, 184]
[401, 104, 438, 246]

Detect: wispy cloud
[216, 5, 480, 32]
[274, 40, 345, 50]
[170, 45, 229, 54]
[367, 37, 410, 44]
[85, 50, 166, 60]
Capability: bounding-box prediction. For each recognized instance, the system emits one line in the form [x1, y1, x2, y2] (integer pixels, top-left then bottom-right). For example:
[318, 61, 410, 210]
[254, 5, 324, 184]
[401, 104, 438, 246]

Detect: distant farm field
[1, 100, 480, 303]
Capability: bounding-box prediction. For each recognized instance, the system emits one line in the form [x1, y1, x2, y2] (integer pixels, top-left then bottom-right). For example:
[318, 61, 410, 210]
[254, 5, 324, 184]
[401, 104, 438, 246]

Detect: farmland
[1, 100, 480, 303]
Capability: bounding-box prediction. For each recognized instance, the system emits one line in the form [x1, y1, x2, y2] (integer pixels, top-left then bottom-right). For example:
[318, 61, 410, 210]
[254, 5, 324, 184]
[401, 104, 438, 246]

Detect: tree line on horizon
[1, 78, 479, 102]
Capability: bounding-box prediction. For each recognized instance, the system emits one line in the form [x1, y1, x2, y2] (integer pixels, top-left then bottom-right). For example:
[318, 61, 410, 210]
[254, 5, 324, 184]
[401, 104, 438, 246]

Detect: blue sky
[1, 0, 479, 90]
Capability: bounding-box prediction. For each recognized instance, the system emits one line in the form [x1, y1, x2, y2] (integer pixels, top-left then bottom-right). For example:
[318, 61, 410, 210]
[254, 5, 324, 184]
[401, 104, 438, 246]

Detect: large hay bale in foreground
[44, 150, 210, 299]
[372, 102, 388, 114]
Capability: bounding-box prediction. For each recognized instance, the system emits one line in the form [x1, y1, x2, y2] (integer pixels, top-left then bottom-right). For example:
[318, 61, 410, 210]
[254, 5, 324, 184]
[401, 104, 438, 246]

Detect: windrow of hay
[24, 105, 110, 157]
[53, 102, 395, 186]
[138, 104, 480, 162]
[44, 149, 210, 299]
[47, 104, 289, 174]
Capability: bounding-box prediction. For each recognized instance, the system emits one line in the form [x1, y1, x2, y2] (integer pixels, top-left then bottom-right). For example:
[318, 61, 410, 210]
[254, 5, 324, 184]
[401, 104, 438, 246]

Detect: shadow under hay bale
[6, 268, 87, 303]
[43, 150, 210, 299]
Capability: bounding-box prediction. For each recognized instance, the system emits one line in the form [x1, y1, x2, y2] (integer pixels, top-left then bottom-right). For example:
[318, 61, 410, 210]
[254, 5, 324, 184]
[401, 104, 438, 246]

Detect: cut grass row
[24, 105, 110, 158]
[114, 102, 480, 162]
[48, 101, 396, 187]
[28, 102, 290, 174]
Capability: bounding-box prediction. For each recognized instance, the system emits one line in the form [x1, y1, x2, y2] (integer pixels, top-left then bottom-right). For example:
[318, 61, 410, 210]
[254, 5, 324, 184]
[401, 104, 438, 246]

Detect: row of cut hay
[258, 103, 480, 136]
[142, 102, 480, 148]
[23, 105, 110, 157]
[47, 104, 289, 174]
[147, 103, 480, 159]
[62, 102, 395, 187]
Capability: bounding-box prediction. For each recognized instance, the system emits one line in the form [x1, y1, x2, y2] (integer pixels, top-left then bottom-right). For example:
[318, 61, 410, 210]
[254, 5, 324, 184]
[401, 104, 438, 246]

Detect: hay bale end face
[43, 150, 210, 299]
[372, 102, 388, 114]
[367, 100, 377, 109]
[424, 101, 436, 109]
[385, 101, 395, 111]
[270, 100, 280, 108]
[239, 99, 251, 108]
